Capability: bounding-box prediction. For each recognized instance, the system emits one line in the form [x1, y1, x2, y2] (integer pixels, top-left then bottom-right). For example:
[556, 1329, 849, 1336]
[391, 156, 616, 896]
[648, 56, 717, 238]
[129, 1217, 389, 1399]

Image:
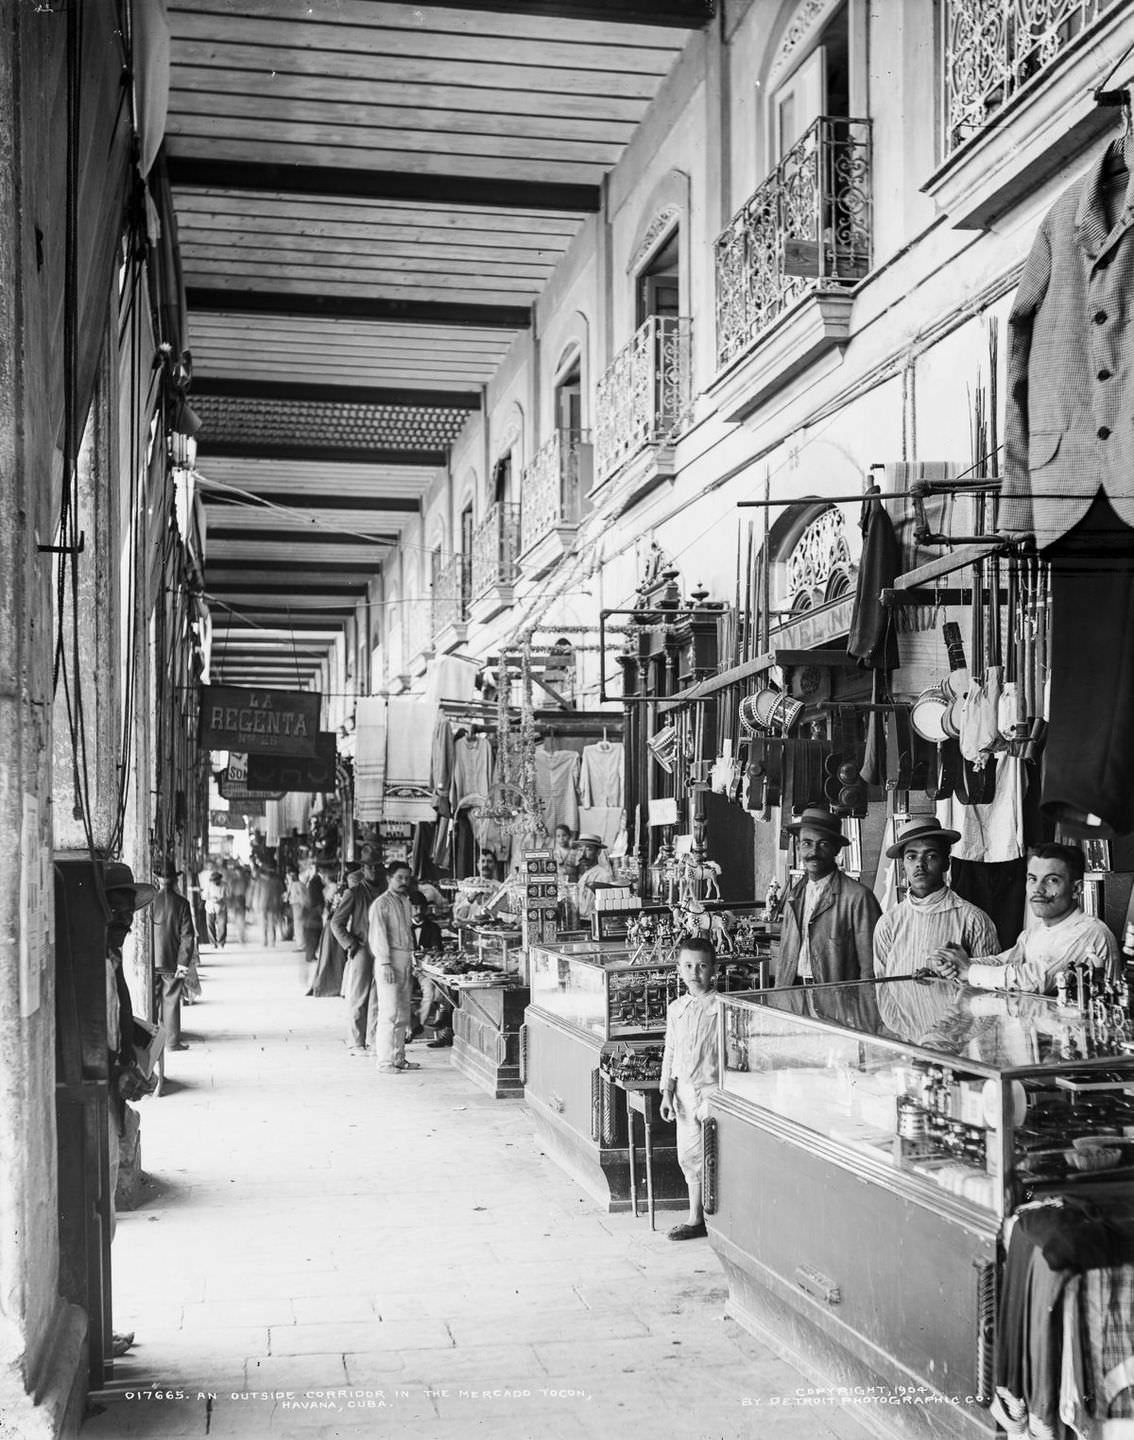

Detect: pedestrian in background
[152, 861, 195, 1061]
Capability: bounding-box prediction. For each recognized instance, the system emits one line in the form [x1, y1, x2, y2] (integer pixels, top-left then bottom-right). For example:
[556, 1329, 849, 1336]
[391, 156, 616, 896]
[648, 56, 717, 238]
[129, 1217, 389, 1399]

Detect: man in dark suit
[152, 860, 195, 1055]
[775, 807, 880, 988]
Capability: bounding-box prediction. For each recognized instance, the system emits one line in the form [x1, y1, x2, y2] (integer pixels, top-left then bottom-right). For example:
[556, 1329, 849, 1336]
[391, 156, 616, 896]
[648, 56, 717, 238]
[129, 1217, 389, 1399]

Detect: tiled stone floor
[81, 940, 875, 1440]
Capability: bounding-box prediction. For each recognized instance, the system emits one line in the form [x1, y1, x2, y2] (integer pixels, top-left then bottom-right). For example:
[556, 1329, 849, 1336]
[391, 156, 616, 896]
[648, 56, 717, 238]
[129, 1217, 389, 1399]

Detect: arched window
[783, 506, 852, 613]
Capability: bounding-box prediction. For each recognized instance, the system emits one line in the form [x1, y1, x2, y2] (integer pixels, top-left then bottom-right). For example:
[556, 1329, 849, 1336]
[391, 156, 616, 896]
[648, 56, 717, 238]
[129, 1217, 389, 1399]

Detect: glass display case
[719, 977, 1134, 1220]
[528, 942, 767, 1041]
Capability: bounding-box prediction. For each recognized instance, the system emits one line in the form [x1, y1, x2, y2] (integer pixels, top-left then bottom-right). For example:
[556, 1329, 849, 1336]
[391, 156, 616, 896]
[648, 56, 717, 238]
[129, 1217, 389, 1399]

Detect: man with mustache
[934, 843, 1118, 993]
[873, 819, 999, 978]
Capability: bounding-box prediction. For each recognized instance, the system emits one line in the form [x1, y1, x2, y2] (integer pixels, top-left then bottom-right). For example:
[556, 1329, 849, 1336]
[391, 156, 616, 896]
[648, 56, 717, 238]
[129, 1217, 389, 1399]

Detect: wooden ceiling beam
[207, 559, 378, 576]
[207, 582, 368, 597]
[201, 492, 421, 514]
[191, 377, 480, 409]
[186, 286, 531, 330]
[402, 0, 711, 22]
[206, 527, 397, 546]
[196, 440, 447, 465]
[169, 158, 600, 213]
[211, 617, 348, 631]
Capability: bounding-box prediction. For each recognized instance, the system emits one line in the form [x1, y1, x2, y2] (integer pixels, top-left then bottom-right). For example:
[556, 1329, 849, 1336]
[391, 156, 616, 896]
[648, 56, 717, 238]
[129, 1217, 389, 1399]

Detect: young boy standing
[659, 936, 720, 1241]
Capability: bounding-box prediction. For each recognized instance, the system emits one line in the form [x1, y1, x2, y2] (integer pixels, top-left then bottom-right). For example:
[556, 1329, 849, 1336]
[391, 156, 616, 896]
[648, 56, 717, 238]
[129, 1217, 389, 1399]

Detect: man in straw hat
[575, 833, 614, 921]
[775, 807, 881, 987]
[873, 819, 999, 978]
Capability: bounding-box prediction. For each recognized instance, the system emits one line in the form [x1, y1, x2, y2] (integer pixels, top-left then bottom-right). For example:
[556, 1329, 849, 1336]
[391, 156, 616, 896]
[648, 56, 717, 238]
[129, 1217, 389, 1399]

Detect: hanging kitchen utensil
[911, 682, 951, 743]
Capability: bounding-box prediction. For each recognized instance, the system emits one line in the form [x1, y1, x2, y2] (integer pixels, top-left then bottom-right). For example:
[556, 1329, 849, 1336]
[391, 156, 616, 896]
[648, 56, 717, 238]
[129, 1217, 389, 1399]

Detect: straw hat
[784, 807, 850, 848]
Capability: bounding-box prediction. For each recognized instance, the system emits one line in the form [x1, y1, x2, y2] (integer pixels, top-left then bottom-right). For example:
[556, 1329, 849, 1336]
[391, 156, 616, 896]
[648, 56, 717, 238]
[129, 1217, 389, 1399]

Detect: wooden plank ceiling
[169, 0, 709, 685]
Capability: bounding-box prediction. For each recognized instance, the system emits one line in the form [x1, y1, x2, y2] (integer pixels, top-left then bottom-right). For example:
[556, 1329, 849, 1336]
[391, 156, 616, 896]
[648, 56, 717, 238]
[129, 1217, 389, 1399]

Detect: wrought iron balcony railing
[432, 553, 470, 638]
[520, 429, 591, 555]
[594, 315, 693, 487]
[944, 0, 1117, 155]
[715, 116, 872, 372]
[471, 501, 521, 602]
[403, 590, 433, 662]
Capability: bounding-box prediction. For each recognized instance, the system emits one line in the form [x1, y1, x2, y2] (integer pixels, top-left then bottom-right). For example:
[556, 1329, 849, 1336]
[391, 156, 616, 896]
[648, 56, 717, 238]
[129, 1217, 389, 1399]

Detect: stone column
[0, 3, 89, 1433]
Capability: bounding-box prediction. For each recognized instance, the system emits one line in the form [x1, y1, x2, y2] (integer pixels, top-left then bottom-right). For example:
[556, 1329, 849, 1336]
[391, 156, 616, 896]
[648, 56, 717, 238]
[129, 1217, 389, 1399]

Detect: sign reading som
[200, 685, 321, 757]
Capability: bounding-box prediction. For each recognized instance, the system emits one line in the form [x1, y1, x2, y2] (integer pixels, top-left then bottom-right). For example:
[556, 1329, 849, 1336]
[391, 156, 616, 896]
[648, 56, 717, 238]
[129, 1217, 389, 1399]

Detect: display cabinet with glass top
[706, 976, 1134, 1440]
[527, 941, 766, 1041]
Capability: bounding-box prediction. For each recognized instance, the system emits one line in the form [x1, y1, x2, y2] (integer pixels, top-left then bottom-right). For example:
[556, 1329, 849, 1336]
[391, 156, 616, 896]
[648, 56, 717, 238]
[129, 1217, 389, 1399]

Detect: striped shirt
[873, 886, 1000, 978]
[968, 908, 1118, 994]
[367, 890, 414, 963]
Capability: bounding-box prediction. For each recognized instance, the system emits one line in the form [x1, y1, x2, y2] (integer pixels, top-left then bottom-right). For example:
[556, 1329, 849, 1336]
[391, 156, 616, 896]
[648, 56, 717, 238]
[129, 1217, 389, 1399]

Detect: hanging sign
[218, 755, 283, 803]
[210, 810, 246, 830]
[199, 685, 321, 757]
[246, 732, 338, 794]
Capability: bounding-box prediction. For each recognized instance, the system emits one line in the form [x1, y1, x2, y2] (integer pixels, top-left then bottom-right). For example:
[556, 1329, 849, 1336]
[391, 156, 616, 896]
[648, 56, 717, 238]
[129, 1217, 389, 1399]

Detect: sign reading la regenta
[199, 685, 322, 758]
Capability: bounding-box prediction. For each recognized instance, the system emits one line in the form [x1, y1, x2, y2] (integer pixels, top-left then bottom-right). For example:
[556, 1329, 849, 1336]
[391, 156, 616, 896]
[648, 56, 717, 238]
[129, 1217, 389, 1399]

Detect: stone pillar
[0, 3, 89, 1434]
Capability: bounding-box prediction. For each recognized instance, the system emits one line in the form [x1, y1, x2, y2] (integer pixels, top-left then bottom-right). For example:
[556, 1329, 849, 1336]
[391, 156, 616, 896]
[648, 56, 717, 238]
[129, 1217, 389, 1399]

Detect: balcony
[710, 116, 872, 423]
[402, 593, 434, 677]
[469, 501, 521, 624]
[431, 554, 470, 653]
[924, 0, 1124, 228]
[519, 429, 593, 579]
[593, 315, 692, 510]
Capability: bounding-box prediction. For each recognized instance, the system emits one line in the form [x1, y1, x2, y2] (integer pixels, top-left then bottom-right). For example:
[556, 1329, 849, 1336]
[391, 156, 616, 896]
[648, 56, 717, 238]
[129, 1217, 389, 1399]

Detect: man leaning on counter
[933, 843, 1119, 993]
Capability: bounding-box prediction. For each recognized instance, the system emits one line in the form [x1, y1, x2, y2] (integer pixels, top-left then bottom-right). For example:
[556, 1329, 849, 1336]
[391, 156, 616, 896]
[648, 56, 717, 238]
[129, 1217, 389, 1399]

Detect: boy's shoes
[667, 1221, 707, 1241]
[427, 1030, 453, 1048]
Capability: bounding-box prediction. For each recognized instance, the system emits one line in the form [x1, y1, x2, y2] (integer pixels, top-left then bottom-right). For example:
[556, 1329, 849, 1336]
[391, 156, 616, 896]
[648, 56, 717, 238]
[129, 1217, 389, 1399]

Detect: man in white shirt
[935, 844, 1118, 993]
[367, 861, 419, 1073]
[660, 937, 720, 1242]
[873, 819, 999, 977]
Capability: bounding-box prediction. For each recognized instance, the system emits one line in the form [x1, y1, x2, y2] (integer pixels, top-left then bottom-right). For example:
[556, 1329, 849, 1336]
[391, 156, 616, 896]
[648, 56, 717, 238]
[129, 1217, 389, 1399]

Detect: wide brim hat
[103, 861, 157, 910]
[885, 818, 962, 859]
[784, 806, 851, 848]
[575, 833, 606, 848]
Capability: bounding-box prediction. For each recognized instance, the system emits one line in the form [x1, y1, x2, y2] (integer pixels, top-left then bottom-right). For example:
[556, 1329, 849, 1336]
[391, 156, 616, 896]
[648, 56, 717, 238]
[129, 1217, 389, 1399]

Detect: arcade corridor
[80, 940, 871, 1440]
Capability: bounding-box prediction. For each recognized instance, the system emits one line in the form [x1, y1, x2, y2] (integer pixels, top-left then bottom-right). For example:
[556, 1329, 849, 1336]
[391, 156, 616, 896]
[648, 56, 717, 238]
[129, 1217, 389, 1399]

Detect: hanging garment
[1042, 495, 1134, 835]
[1003, 144, 1134, 548]
[382, 696, 435, 823]
[847, 490, 900, 670]
[577, 805, 622, 851]
[534, 746, 580, 836]
[938, 754, 1026, 863]
[450, 734, 494, 814]
[948, 857, 1027, 952]
[580, 741, 624, 807]
[430, 718, 454, 819]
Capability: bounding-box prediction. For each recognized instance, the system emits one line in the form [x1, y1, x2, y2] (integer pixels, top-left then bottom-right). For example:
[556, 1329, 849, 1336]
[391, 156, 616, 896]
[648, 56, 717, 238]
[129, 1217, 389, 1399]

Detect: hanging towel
[354, 696, 387, 822]
[382, 696, 435, 822]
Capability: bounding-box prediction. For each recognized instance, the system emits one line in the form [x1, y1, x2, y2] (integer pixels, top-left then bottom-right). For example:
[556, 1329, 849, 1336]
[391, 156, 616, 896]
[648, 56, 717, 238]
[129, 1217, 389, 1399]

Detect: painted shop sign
[200, 685, 321, 757]
[246, 732, 337, 794]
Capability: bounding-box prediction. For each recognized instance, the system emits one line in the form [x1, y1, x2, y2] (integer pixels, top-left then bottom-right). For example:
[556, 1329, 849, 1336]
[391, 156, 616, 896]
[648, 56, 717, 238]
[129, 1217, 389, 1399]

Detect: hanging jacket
[1004, 144, 1134, 549]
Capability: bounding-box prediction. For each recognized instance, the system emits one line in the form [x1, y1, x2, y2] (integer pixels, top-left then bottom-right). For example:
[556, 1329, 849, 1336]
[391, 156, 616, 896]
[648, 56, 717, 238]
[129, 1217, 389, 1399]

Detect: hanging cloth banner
[200, 686, 321, 757]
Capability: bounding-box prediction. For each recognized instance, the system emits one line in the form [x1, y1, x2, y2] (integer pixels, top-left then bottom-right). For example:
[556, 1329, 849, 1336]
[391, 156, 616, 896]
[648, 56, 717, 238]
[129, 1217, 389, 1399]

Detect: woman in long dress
[306, 864, 357, 997]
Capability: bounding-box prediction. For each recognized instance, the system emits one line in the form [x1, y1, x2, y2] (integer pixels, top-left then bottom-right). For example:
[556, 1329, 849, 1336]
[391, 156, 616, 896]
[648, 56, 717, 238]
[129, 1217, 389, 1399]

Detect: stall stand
[705, 976, 1134, 1440]
[522, 936, 771, 1214]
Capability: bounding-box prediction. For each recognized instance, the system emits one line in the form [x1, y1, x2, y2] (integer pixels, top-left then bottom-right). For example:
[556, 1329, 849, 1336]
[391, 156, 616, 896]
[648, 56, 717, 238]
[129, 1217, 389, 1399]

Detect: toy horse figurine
[677, 854, 722, 903]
